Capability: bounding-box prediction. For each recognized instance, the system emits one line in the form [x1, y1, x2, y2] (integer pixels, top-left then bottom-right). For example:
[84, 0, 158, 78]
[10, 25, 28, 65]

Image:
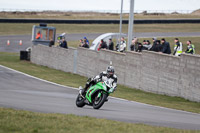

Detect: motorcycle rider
[80, 65, 117, 97]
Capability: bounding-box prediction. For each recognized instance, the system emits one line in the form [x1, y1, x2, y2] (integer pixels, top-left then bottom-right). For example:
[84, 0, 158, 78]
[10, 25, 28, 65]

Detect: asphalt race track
[1, 65, 200, 130]
[1, 32, 200, 52]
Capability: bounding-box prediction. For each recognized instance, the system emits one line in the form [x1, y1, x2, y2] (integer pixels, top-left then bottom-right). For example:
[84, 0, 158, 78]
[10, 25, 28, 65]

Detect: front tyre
[93, 92, 107, 109]
[76, 94, 85, 107]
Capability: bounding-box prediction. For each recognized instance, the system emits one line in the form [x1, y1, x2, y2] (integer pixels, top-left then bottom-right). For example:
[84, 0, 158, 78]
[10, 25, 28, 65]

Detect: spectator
[108, 38, 114, 50]
[79, 39, 84, 47]
[185, 40, 195, 54]
[83, 37, 89, 46]
[143, 40, 152, 50]
[60, 38, 68, 49]
[146, 40, 151, 45]
[81, 39, 89, 48]
[173, 38, 183, 56]
[152, 40, 162, 52]
[150, 37, 157, 51]
[161, 38, 171, 54]
[116, 38, 120, 51]
[143, 40, 147, 45]
[134, 38, 143, 52]
[98, 39, 107, 50]
[49, 39, 54, 47]
[117, 37, 126, 52]
[130, 39, 135, 51]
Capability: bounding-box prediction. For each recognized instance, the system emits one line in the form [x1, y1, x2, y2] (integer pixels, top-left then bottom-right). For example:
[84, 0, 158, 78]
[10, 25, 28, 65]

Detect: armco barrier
[31, 45, 200, 102]
[1, 18, 200, 24]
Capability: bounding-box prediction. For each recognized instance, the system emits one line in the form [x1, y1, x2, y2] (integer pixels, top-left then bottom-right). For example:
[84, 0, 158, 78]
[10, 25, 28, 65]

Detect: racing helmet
[107, 66, 114, 77]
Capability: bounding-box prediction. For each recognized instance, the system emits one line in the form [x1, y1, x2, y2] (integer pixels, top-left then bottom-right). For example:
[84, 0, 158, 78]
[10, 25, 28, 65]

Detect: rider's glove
[94, 78, 101, 83]
[109, 88, 114, 93]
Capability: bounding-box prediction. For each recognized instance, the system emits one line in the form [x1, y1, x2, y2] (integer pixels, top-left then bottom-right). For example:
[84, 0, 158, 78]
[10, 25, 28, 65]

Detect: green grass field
[0, 52, 200, 114]
[1, 108, 199, 133]
[1, 23, 200, 35]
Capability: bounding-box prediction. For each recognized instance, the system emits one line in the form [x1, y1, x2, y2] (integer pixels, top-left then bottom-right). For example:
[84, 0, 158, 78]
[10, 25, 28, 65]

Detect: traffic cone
[7, 40, 10, 45]
[19, 40, 22, 45]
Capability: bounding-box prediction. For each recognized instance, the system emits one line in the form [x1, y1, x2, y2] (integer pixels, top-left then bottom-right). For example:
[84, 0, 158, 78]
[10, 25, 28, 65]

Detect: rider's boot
[80, 89, 85, 98]
[80, 81, 91, 97]
[79, 86, 86, 98]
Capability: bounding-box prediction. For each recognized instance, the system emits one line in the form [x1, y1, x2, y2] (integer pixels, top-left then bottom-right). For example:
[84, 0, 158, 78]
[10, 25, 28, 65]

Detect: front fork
[97, 92, 102, 98]
[97, 91, 109, 102]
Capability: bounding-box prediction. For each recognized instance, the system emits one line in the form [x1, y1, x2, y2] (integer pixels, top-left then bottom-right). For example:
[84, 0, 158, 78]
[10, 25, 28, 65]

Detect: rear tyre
[76, 94, 85, 107]
[93, 92, 107, 109]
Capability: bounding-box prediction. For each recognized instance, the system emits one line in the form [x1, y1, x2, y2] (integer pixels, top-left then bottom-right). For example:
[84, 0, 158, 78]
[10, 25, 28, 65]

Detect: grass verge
[1, 23, 200, 35]
[1, 108, 199, 133]
[0, 52, 200, 114]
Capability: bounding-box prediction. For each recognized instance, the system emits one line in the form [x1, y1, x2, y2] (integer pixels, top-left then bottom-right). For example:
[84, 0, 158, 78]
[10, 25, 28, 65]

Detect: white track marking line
[0, 65, 78, 90]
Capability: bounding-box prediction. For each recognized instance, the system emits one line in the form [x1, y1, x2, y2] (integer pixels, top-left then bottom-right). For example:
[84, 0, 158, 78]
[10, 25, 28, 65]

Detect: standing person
[83, 37, 89, 46]
[150, 37, 157, 51]
[134, 38, 143, 52]
[98, 39, 107, 50]
[130, 39, 135, 51]
[116, 38, 120, 51]
[147, 40, 152, 50]
[117, 37, 126, 52]
[142, 40, 147, 50]
[143, 40, 152, 50]
[161, 38, 171, 54]
[143, 40, 147, 45]
[82, 39, 89, 48]
[60, 38, 68, 49]
[79, 39, 84, 47]
[153, 40, 162, 52]
[108, 38, 114, 51]
[173, 38, 183, 56]
[185, 40, 195, 54]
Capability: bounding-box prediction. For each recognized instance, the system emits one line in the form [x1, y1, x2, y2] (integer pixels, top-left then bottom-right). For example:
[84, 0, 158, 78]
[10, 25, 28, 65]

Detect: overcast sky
[0, 0, 200, 12]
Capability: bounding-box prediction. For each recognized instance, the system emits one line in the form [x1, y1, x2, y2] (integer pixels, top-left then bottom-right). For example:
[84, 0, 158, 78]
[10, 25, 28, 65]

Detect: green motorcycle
[76, 80, 112, 109]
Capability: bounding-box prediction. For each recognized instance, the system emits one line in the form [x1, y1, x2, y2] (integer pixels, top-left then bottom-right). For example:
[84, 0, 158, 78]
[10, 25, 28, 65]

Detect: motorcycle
[76, 79, 113, 109]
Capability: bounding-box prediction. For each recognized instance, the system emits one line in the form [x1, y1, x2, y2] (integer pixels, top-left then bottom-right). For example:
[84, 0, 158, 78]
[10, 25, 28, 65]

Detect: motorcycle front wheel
[93, 92, 107, 109]
[76, 94, 86, 107]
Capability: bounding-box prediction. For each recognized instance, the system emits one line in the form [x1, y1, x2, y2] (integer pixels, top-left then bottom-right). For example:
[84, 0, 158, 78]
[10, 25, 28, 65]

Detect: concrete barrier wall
[31, 45, 76, 73]
[141, 51, 181, 95]
[31, 45, 200, 102]
[179, 54, 200, 101]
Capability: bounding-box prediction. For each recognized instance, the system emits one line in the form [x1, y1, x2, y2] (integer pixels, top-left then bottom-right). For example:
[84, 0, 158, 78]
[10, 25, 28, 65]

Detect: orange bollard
[19, 40, 22, 45]
[7, 40, 10, 45]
